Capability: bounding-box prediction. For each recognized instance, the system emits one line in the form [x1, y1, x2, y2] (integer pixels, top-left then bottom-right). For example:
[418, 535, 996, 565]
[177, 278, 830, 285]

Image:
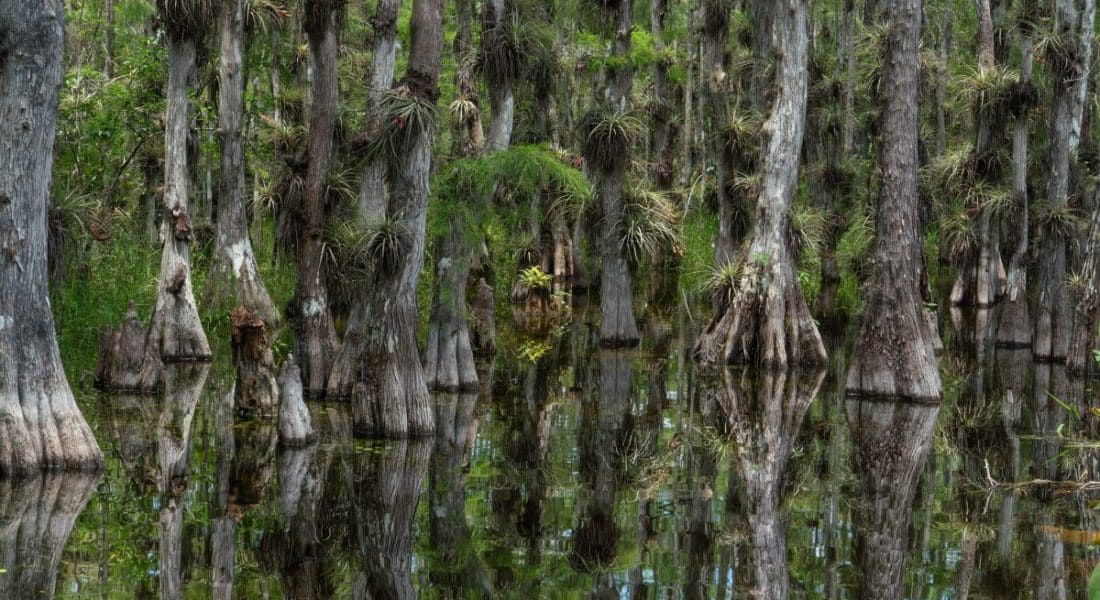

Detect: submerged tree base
[695, 256, 826, 369]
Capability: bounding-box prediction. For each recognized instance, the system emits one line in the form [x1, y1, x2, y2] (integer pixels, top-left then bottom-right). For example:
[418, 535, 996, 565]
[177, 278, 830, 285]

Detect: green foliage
[367, 88, 439, 164]
[618, 183, 681, 266]
[519, 266, 553, 291]
[579, 107, 645, 173]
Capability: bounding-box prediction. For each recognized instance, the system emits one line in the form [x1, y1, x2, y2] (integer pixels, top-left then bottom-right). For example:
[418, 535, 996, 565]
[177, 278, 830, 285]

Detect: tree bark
[277, 355, 315, 446]
[997, 33, 1034, 347]
[147, 35, 212, 361]
[650, 0, 673, 189]
[422, 0, 490, 392]
[596, 0, 641, 347]
[1069, 193, 1100, 373]
[704, 0, 738, 266]
[332, 0, 444, 437]
[0, 0, 104, 476]
[845, 0, 941, 399]
[1033, 0, 1095, 361]
[484, 0, 514, 151]
[695, 0, 825, 369]
[358, 0, 400, 222]
[293, 4, 341, 396]
[230, 306, 278, 417]
[204, 0, 279, 325]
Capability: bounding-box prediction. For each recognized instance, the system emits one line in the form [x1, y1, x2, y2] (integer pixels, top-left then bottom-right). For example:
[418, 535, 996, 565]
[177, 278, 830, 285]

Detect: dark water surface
[9, 307, 1100, 598]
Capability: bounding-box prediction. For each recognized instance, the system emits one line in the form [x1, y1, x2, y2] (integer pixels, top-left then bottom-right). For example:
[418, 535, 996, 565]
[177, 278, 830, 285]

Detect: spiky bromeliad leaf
[1033, 201, 1084, 240]
[618, 183, 681, 266]
[156, 0, 217, 39]
[330, 215, 413, 281]
[954, 65, 1020, 124]
[579, 107, 645, 173]
[367, 88, 438, 164]
[301, 0, 346, 34]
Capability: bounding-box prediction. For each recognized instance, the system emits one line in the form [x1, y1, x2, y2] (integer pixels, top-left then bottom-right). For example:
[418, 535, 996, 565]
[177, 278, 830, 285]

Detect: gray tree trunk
[333, 0, 445, 437]
[597, 0, 641, 347]
[147, 35, 212, 361]
[204, 0, 279, 325]
[845, 0, 941, 399]
[1033, 0, 1095, 361]
[997, 33, 1034, 347]
[0, 0, 104, 476]
[358, 0, 400, 222]
[695, 0, 825, 368]
[649, 0, 673, 189]
[277, 355, 315, 446]
[423, 0, 490, 392]
[293, 6, 341, 396]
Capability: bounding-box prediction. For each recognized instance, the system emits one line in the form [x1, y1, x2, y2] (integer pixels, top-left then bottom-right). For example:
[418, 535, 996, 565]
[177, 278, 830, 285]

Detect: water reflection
[157, 364, 209, 600]
[716, 368, 825, 600]
[52, 309, 1100, 597]
[847, 397, 939, 599]
[0, 473, 99, 599]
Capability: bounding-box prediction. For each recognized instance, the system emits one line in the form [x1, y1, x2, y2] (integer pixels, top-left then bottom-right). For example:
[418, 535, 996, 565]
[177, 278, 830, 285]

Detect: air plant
[367, 87, 438, 164]
[955, 65, 1019, 124]
[618, 183, 681, 266]
[579, 106, 645, 173]
[155, 0, 218, 39]
[330, 215, 413, 281]
[1033, 201, 1083, 240]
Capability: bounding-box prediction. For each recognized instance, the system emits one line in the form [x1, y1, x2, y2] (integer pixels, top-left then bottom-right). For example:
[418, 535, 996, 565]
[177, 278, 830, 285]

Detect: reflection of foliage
[517, 338, 554, 362]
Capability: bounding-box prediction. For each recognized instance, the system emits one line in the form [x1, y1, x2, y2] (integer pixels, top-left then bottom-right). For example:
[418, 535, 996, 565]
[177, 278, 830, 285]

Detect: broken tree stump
[231, 306, 278, 418]
[95, 301, 162, 393]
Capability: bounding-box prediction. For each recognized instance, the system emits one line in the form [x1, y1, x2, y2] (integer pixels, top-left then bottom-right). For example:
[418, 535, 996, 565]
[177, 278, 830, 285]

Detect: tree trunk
[278, 356, 315, 446]
[293, 6, 341, 396]
[485, 0, 514, 151]
[650, 0, 673, 189]
[204, 0, 279, 325]
[0, 473, 99, 599]
[1069, 195, 1100, 373]
[695, 0, 825, 369]
[332, 0, 444, 437]
[230, 306, 278, 417]
[596, 0, 641, 347]
[147, 36, 212, 361]
[0, 0, 104, 476]
[358, 0, 400, 222]
[1033, 0, 1095, 361]
[211, 389, 236, 600]
[972, 0, 1003, 308]
[423, 0, 489, 392]
[845, 0, 941, 399]
[704, 0, 738, 266]
[847, 399, 939, 600]
[997, 33, 1034, 347]
[423, 228, 479, 391]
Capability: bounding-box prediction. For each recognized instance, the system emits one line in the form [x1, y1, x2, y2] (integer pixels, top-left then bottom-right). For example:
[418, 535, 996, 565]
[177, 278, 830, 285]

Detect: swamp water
[7, 307, 1100, 598]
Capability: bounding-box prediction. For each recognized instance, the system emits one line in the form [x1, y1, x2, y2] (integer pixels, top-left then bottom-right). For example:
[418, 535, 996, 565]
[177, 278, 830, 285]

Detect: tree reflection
[156, 363, 210, 600]
[569, 349, 636, 597]
[715, 367, 824, 600]
[847, 396, 938, 600]
[428, 393, 492, 597]
[350, 438, 431, 598]
[0, 472, 99, 599]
